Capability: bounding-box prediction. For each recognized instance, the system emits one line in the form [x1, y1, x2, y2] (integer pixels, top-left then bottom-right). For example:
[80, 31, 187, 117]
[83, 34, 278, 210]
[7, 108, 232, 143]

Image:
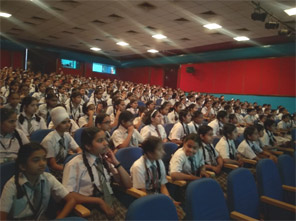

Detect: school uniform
[32, 92, 45, 103]
[161, 99, 170, 105]
[276, 113, 283, 121]
[244, 115, 256, 124]
[278, 121, 291, 130]
[4, 103, 21, 115]
[160, 113, 169, 125]
[188, 121, 200, 134]
[235, 113, 244, 124]
[201, 142, 220, 166]
[65, 102, 83, 122]
[111, 125, 144, 148]
[48, 119, 79, 134]
[215, 136, 238, 160]
[130, 156, 167, 193]
[292, 120, 296, 128]
[141, 95, 150, 103]
[37, 104, 52, 122]
[127, 108, 139, 116]
[169, 147, 204, 175]
[201, 106, 214, 116]
[41, 130, 79, 164]
[167, 110, 179, 124]
[88, 97, 103, 110]
[140, 124, 167, 141]
[0, 129, 29, 164]
[168, 122, 190, 141]
[0, 172, 69, 220]
[208, 119, 224, 137]
[78, 115, 95, 127]
[259, 130, 277, 147]
[56, 93, 68, 104]
[124, 99, 130, 106]
[237, 140, 263, 159]
[186, 101, 195, 107]
[17, 112, 47, 137]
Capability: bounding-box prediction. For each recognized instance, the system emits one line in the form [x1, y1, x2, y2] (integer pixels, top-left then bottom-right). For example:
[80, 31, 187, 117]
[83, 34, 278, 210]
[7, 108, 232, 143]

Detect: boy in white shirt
[208, 110, 229, 137]
[188, 111, 203, 134]
[169, 110, 192, 145]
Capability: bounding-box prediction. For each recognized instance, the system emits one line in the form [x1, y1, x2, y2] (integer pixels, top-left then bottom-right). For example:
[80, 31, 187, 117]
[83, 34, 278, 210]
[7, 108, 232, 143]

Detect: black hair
[146, 100, 154, 107]
[192, 110, 203, 119]
[82, 102, 94, 115]
[0, 107, 16, 123]
[279, 107, 286, 113]
[127, 99, 138, 109]
[45, 93, 57, 101]
[228, 114, 236, 122]
[142, 136, 162, 154]
[179, 109, 189, 123]
[264, 119, 276, 129]
[15, 143, 47, 199]
[70, 91, 82, 100]
[20, 96, 37, 112]
[95, 113, 109, 125]
[282, 113, 291, 120]
[118, 110, 134, 125]
[222, 123, 236, 138]
[159, 102, 170, 110]
[183, 133, 201, 147]
[7, 91, 19, 100]
[243, 126, 257, 140]
[113, 98, 124, 115]
[259, 114, 266, 120]
[45, 87, 54, 95]
[246, 108, 254, 114]
[217, 110, 227, 121]
[186, 104, 196, 112]
[255, 124, 264, 132]
[173, 101, 182, 109]
[224, 104, 231, 111]
[143, 109, 159, 125]
[198, 125, 213, 136]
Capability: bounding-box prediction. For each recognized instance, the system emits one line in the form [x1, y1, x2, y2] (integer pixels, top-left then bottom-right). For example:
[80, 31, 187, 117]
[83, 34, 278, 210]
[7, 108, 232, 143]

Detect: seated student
[244, 108, 257, 126]
[169, 133, 209, 181]
[201, 100, 215, 120]
[0, 143, 76, 220]
[88, 87, 105, 112]
[211, 101, 219, 116]
[186, 103, 198, 118]
[38, 93, 58, 122]
[146, 100, 155, 112]
[95, 113, 112, 145]
[168, 102, 182, 124]
[4, 92, 21, 115]
[169, 110, 192, 145]
[78, 103, 95, 128]
[224, 104, 233, 115]
[198, 125, 224, 175]
[186, 95, 196, 107]
[41, 107, 82, 179]
[159, 102, 170, 125]
[259, 119, 283, 149]
[254, 124, 278, 163]
[0, 108, 29, 164]
[277, 113, 292, 132]
[215, 124, 244, 166]
[133, 106, 146, 130]
[234, 106, 245, 126]
[65, 92, 83, 123]
[56, 85, 68, 104]
[140, 110, 167, 142]
[161, 93, 170, 105]
[17, 96, 47, 137]
[62, 127, 132, 220]
[140, 90, 150, 103]
[208, 110, 229, 137]
[258, 114, 267, 126]
[188, 111, 203, 134]
[292, 113, 296, 128]
[111, 111, 143, 150]
[110, 99, 126, 128]
[237, 126, 265, 161]
[126, 99, 139, 116]
[32, 83, 46, 103]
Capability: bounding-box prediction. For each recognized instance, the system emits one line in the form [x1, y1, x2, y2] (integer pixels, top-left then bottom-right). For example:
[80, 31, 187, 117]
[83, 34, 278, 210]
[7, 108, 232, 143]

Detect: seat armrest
[224, 163, 239, 170]
[166, 176, 187, 187]
[230, 211, 259, 221]
[74, 204, 91, 217]
[282, 185, 296, 192]
[260, 196, 296, 213]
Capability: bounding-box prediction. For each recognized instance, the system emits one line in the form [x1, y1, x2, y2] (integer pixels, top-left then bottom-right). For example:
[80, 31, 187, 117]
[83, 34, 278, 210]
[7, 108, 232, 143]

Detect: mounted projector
[278, 29, 292, 36]
[251, 11, 267, 22]
[265, 21, 279, 29]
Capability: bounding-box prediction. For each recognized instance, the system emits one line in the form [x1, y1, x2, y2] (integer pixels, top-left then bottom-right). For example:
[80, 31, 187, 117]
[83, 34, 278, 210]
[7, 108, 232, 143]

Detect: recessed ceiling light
[116, 41, 129, 46]
[0, 12, 12, 18]
[233, 36, 250, 41]
[203, 23, 222, 30]
[147, 49, 159, 53]
[284, 7, 296, 16]
[90, 47, 101, 51]
[152, 34, 167, 39]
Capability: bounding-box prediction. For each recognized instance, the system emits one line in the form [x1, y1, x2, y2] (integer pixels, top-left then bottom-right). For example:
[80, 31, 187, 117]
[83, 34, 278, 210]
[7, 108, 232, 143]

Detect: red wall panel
[0, 50, 23, 69]
[278, 57, 296, 96]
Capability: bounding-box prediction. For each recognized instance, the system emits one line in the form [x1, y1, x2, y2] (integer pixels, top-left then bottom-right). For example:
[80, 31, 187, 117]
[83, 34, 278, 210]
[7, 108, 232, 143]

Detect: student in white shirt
[56, 86, 68, 104]
[169, 133, 209, 181]
[95, 113, 113, 148]
[159, 102, 170, 125]
[32, 83, 46, 103]
[109, 99, 126, 128]
[17, 96, 47, 137]
[215, 124, 244, 166]
[111, 111, 144, 150]
[234, 106, 245, 126]
[0, 143, 76, 220]
[62, 127, 132, 220]
[199, 125, 223, 175]
[277, 114, 292, 132]
[168, 102, 182, 124]
[244, 108, 257, 126]
[169, 109, 192, 145]
[88, 87, 105, 112]
[259, 119, 279, 149]
[0, 108, 29, 164]
[78, 103, 95, 128]
[41, 107, 82, 180]
[65, 91, 83, 123]
[4, 92, 21, 115]
[201, 100, 215, 121]
[146, 100, 155, 112]
[140, 110, 167, 142]
[292, 113, 296, 128]
[188, 111, 203, 134]
[37, 93, 58, 123]
[208, 110, 229, 137]
[258, 114, 267, 126]
[186, 103, 198, 118]
[126, 99, 139, 116]
[161, 93, 170, 105]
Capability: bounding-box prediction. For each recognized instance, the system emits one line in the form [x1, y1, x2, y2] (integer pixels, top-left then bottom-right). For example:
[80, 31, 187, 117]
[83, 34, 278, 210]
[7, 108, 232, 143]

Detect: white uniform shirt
[215, 136, 238, 160]
[168, 122, 190, 141]
[244, 115, 256, 124]
[188, 121, 200, 134]
[37, 104, 52, 121]
[169, 148, 204, 175]
[259, 130, 276, 147]
[111, 125, 144, 148]
[17, 113, 47, 137]
[278, 121, 290, 130]
[237, 140, 263, 159]
[208, 119, 224, 137]
[0, 172, 69, 219]
[201, 106, 214, 116]
[78, 115, 95, 127]
[65, 102, 83, 122]
[167, 111, 179, 124]
[140, 124, 167, 140]
[201, 142, 219, 166]
[235, 113, 245, 124]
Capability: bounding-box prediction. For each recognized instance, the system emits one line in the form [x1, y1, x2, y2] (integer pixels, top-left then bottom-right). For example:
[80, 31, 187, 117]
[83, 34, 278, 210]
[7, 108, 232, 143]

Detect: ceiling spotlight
[152, 34, 167, 39]
[203, 23, 222, 30]
[278, 29, 292, 36]
[147, 49, 159, 53]
[90, 47, 101, 51]
[251, 11, 267, 22]
[284, 7, 296, 16]
[265, 21, 279, 29]
[116, 41, 129, 46]
[0, 12, 12, 18]
[233, 36, 250, 41]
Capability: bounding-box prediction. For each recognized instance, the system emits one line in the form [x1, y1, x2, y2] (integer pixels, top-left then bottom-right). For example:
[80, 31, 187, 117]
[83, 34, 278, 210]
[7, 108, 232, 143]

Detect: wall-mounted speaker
[186, 66, 195, 73]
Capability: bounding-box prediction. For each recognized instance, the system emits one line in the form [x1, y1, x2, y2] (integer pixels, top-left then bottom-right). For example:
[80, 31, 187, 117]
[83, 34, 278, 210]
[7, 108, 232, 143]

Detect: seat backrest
[278, 154, 296, 187]
[291, 128, 296, 142]
[164, 124, 174, 137]
[256, 159, 283, 201]
[227, 168, 260, 219]
[126, 194, 178, 220]
[0, 161, 15, 194]
[213, 137, 220, 147]
[185, 178, 229, 220]
[163, 142, 178, 173]
[115, 147, 143, 174]
[156, 99, 162, 106]
[137, 101, 145, 107]
[74, 128, 84, 147]
[30, 129, 53, 143]
[234, 134, 244, 148]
